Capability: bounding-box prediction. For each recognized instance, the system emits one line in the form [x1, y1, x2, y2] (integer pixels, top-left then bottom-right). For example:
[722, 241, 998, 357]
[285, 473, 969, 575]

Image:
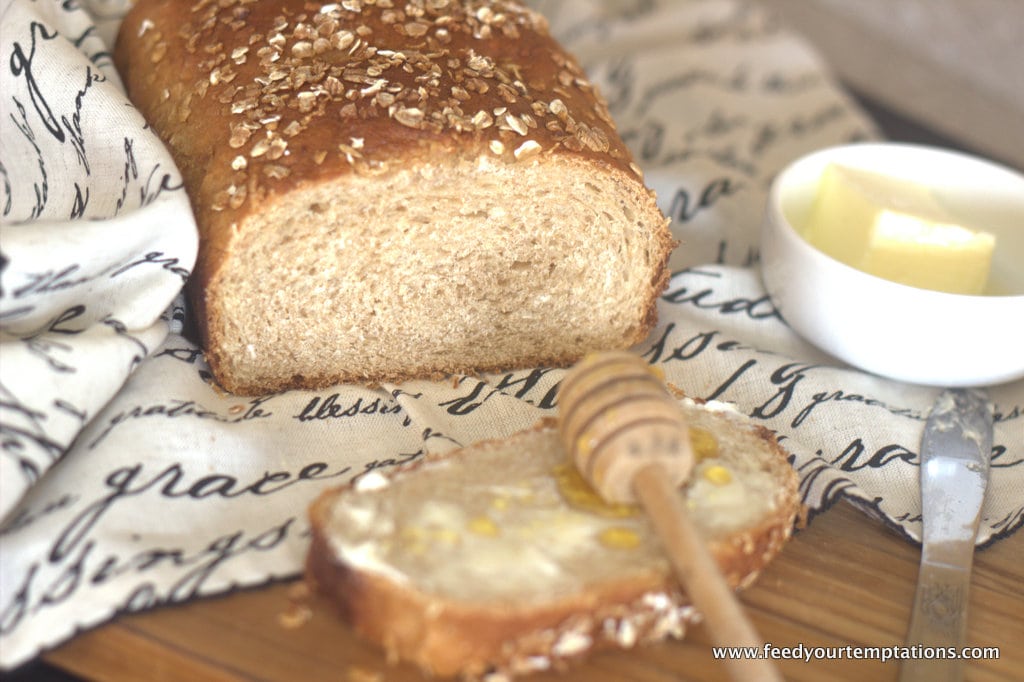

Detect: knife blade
[900, 388, 993, 682]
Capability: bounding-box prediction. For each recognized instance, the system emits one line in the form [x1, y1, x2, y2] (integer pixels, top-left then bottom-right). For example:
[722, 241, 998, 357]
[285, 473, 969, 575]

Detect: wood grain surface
[42, 501, 1022, 681]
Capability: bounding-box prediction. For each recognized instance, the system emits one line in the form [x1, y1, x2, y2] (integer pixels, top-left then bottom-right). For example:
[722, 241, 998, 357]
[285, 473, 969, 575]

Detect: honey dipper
[558, 351, 782, 682]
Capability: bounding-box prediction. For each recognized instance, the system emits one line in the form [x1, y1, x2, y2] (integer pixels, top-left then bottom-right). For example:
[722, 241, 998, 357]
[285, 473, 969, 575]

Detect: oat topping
[551, 630, 591, 657]
[139, 0, 624, 212]
[513, 139, 540, 160]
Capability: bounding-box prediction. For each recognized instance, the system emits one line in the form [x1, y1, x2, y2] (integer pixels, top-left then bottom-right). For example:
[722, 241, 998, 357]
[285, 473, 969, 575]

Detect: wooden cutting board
[43, 500, 1022, 681]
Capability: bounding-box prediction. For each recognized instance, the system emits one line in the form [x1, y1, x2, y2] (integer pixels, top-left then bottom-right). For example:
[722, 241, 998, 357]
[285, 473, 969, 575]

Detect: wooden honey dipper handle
[559, 352, 783, 682]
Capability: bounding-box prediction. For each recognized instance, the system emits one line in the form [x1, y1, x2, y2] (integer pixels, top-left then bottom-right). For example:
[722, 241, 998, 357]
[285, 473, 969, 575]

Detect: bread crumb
[277, 602, 312, 629]
[795, 503, 811, 530]
[346, 666, 383, 682]
[278, 581, 313, 629]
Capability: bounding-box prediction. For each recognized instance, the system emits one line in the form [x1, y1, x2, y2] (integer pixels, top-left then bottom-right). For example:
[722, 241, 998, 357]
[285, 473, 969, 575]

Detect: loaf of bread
[306, 400, 800, 679]
[113, 0, 674, 395]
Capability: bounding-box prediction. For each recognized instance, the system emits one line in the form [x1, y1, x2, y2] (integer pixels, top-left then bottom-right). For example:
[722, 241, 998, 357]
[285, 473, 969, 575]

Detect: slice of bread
[306, 399, 800, 679]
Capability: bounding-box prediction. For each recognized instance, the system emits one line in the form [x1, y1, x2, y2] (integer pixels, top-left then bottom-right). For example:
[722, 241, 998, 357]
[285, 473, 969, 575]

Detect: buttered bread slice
[306, 399, 800, 679]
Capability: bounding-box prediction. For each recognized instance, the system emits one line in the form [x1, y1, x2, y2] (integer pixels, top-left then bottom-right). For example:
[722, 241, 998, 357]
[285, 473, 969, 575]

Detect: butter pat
[802, 164, 995, 295]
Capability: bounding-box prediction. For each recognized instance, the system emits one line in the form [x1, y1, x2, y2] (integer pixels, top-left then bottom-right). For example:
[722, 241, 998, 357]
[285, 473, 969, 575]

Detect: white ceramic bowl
[761, 143, 1024, 387]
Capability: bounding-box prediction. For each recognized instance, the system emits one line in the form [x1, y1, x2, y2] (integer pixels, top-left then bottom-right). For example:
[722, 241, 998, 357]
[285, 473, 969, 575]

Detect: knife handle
[900, 560, 971, 682]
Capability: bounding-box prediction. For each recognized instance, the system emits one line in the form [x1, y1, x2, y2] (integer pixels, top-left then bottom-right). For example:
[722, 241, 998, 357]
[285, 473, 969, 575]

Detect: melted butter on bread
[322, 400, 795, 602]
[309, 397, 799, 679]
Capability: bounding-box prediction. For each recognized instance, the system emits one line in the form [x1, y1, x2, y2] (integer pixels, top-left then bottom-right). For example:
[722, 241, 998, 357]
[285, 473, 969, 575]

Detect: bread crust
[114, 0, 674, 394]
[306, 417, 800, 679]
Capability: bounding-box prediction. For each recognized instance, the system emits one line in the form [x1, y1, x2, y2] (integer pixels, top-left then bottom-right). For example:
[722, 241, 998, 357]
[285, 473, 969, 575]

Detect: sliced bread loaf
[114, 0, 673, 394]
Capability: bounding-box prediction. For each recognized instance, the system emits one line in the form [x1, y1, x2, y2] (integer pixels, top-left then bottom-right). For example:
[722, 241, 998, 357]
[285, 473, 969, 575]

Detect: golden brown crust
[114, 0, 671, 394]
[709, 426, 801, 589]
[305, 418, 800, 679]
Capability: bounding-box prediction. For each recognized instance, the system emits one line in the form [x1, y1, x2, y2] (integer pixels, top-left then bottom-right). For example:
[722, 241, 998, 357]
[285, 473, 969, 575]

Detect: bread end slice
[307, 401, 799, 679]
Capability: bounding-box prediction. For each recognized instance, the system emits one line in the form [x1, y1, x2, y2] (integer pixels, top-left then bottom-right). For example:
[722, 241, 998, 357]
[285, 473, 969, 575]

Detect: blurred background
[759, 0, 1024, 172]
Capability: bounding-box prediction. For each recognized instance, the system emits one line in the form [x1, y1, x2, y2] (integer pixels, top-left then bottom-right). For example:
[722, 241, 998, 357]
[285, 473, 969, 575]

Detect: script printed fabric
[1, 0, 1021, 672]
[0, 0, 199, 521]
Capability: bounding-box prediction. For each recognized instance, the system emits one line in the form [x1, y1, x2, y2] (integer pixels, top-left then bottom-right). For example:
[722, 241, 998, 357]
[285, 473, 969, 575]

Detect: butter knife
[900, 388, 993, 682]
